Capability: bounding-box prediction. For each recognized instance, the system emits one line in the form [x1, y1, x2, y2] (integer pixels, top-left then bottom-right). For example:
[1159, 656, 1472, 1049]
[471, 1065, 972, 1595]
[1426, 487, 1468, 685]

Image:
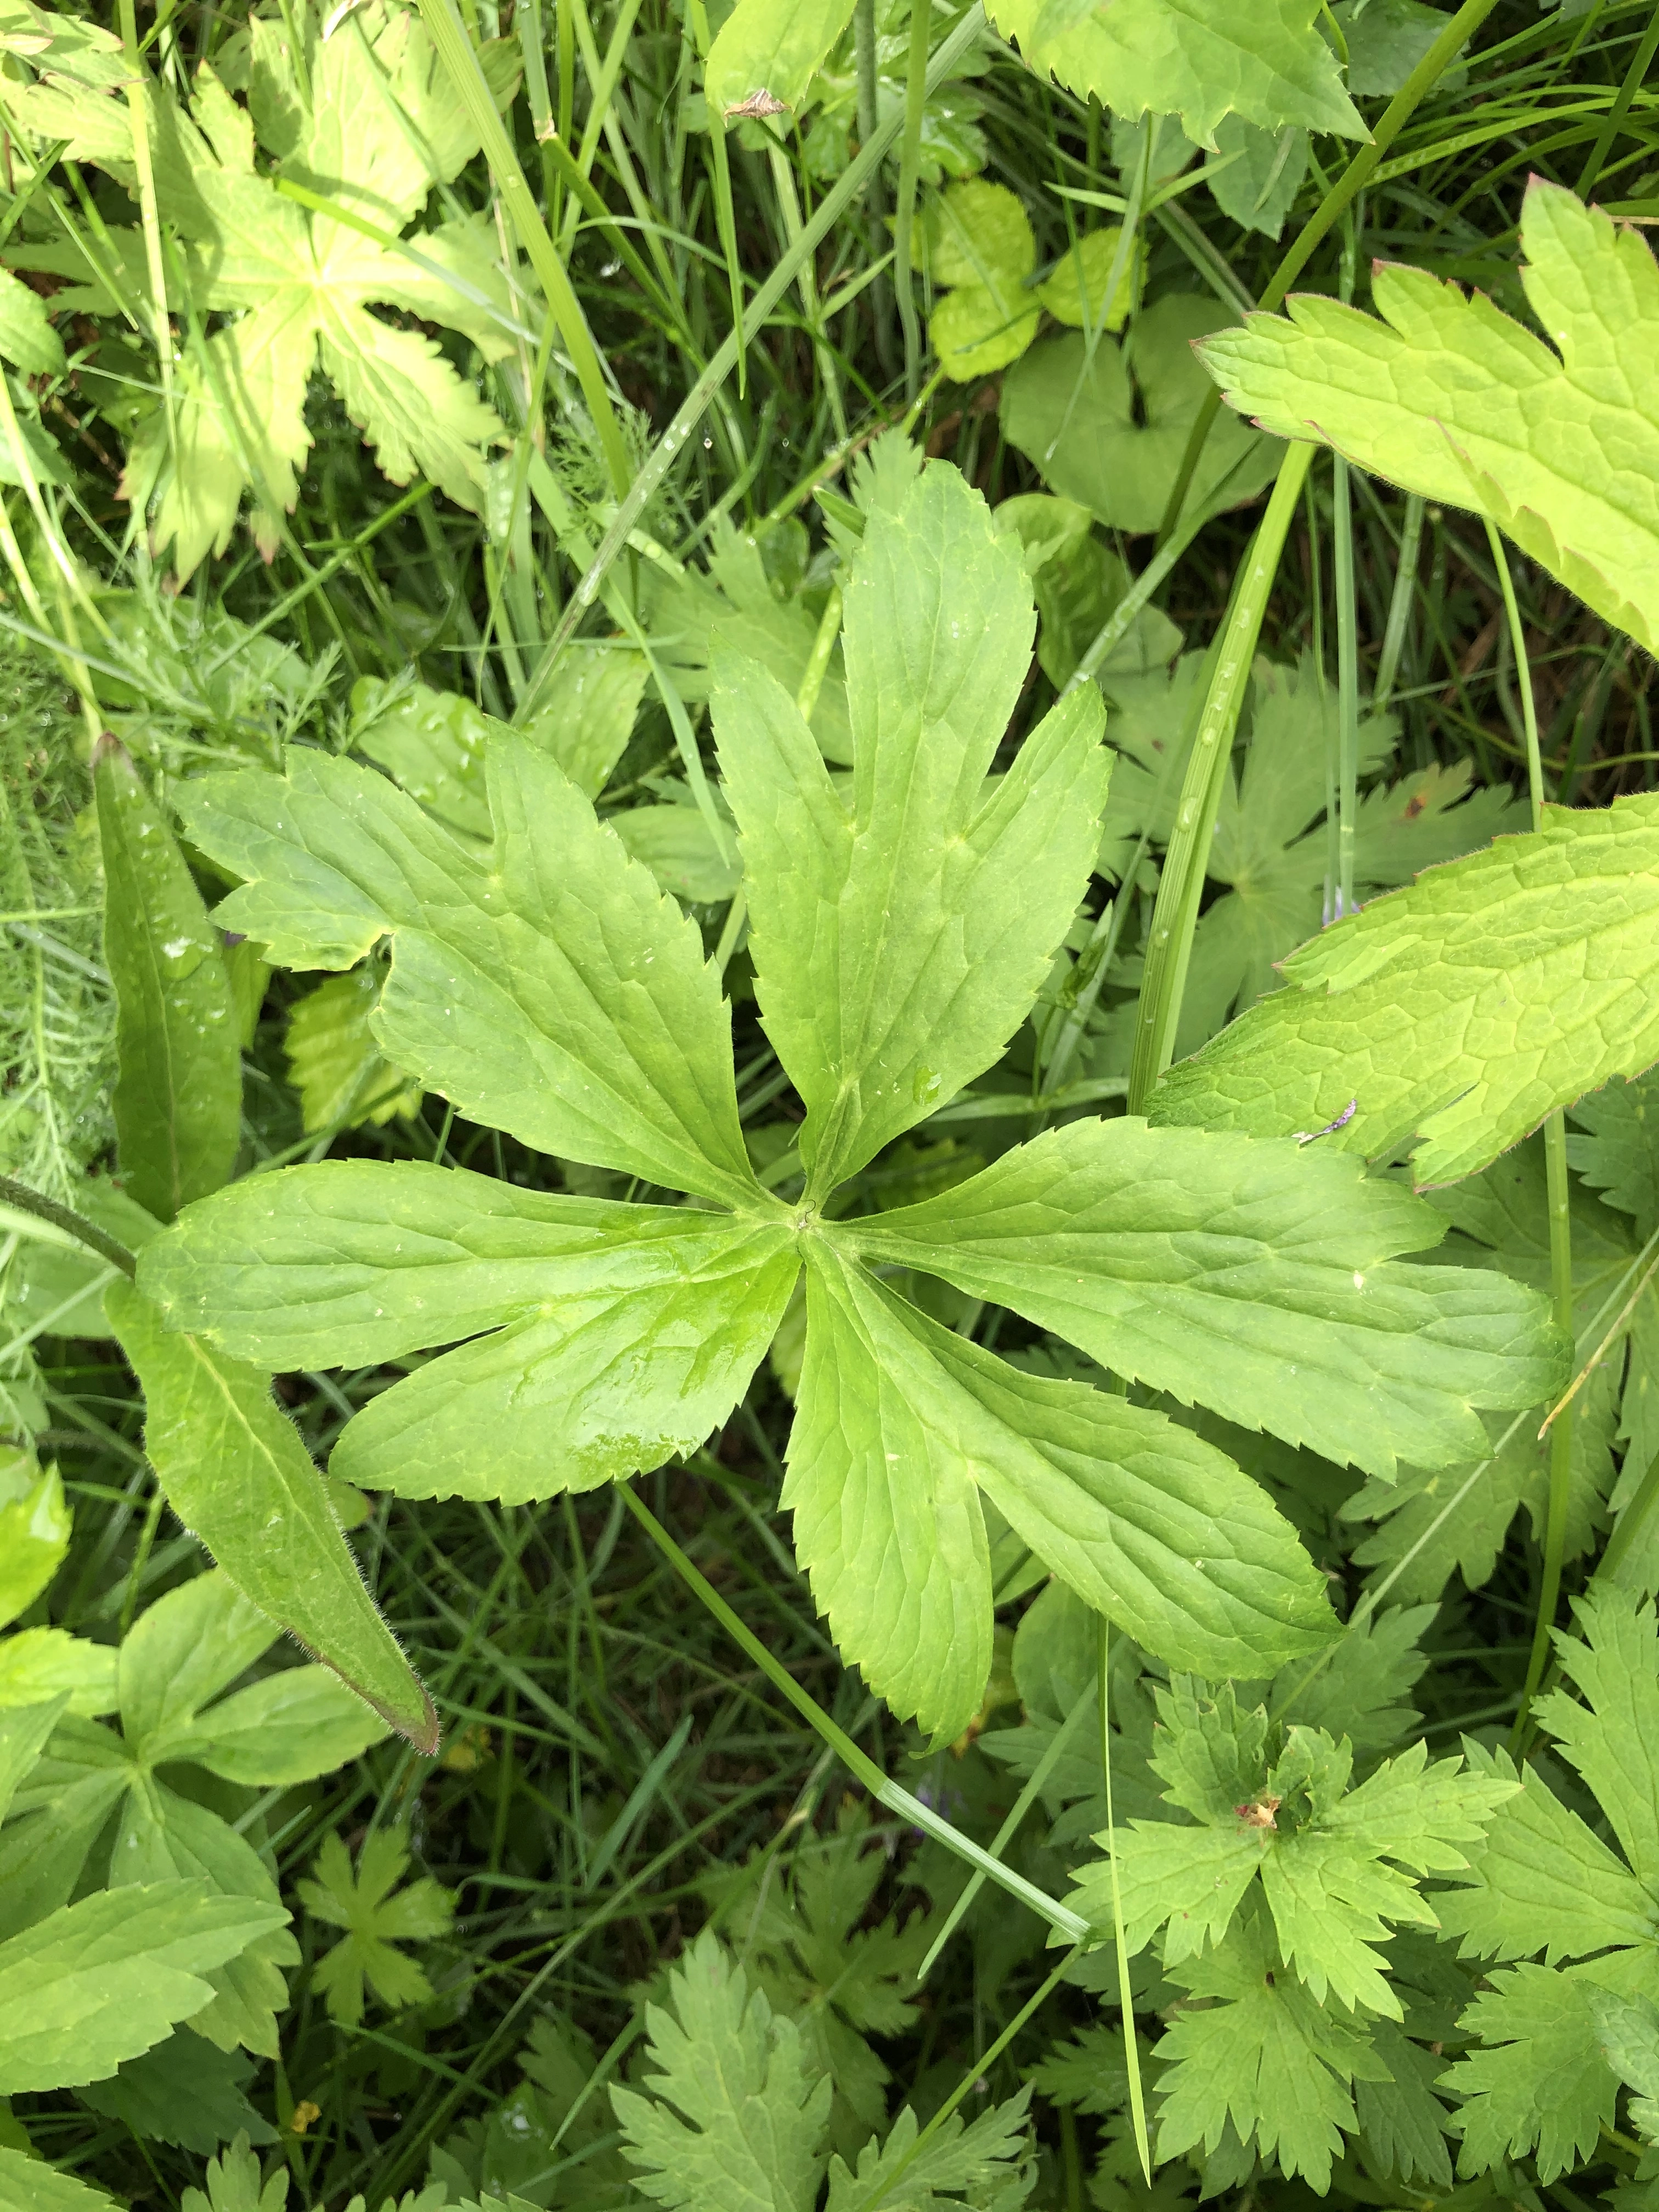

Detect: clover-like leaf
[1197, 182, 1659, 654]
[1002, 296, 1279, 535]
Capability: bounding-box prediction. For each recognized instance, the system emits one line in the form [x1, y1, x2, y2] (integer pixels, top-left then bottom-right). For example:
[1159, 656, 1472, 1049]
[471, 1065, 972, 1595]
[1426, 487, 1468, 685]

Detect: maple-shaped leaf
[1070, 1675, 1517, 2015]
[1198, 181, 1659, 654]
[613, 1929, 832, 2212]
[84, 3, 520, 580]
[140, 462, 1561, 1745]
[986, 0, 1363, 145]
[1154, 1907, 1388, 2191]
[1568, 1065, 1659, 1241]
[298, 1830, 453, 2026]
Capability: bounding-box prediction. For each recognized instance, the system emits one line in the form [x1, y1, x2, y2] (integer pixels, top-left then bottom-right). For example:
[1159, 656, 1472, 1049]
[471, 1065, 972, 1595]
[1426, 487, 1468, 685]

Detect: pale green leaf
[852, 1116, 1561, 1479]
[1073, 1819, 1263, 1962]
[0, 2146, 114, 2210]
[1534, 1589, 1659, 1893]
[705, 0, 856, 116]
[318, 307, 500, 514]
[0, 1629, 116, 1717]
[1209, 117, 1308, 241]
[1152, 790, 1659, 1188]
[612, 1930, 831, 2212]
[1197, 183, 1659, 653]
[716, 464, 1110, 1197]
[140, 1159, 798, 1506]
[284, 967, 420, 1135]
[612, 804, 743, 904]
[0, 1699, 65, 1827]
[296, 1830, 453, 2027]
[1154, 1913, 1383, 2191]
[1001, 298, 1278, 536]
[0, 1463, 70, 1630]
[0, 267, 64, 376]
[790, 1243, 1333, 1743]
[1441, 1962, 1621, 2183]
[1591, 1988, 1659, 2138]
[0, 1878, 287, 2092]
[923, 182, 1040, 380]
[1035, 228, 1142, 328]
[1569, 1068, 1659, 1238]
[174, 736, 758, 1204]
[107, 1286, 433, 1752]
[823, 2090, 1035, 2211]
[105, 1780, 298, 2060]
[521, 642, 647, 800]
[179, 2129, 290, 2212]
[95, 737, 241, 1222]
[349, 675, 495, 840]
[987, 0, 1364, 143]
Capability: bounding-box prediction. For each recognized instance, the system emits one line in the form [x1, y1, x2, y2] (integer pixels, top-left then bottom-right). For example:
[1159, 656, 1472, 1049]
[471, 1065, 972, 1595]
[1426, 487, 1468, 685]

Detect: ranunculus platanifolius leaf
[143, 462, 1562, 1744]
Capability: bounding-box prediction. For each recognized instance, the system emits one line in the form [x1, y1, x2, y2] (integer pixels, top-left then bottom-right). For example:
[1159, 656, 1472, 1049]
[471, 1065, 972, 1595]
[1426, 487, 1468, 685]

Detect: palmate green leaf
[0, 1878, 286, 2092]
[1355, 2020, 1455, 2192]
[1591, 1988, 1659, 2141]
[1534, 1589, 1659, 1893]
[139, 1161, 798, 1504]
[1198, 182, 1659, 654]
[1441, 1962, 1625, 2183]
[922, 182, 1041, 382]
[1152, 790, 1659, 1188]
[106, 1280, 435, 1751]
[1153, 1910, 1386, 2191]
[1568, 1066, 1659, 1239]
[1001, 297, 1278, 537]
[717, 464, 1110, 1198]
[823, 2090, 1036, 2211]
[116, 8, 512, 580]
[852, 1117, 1561, 1480]
[1438, 1741, 1656, 1967]
[95, 737, 240, 1223]
[297, 1829, 454, 2027]
[989, 0, 1363, 145]
[791, 1242, 1334, 1743]
[174, 733, 757, 1205]
[612, 1929, 832, 2212]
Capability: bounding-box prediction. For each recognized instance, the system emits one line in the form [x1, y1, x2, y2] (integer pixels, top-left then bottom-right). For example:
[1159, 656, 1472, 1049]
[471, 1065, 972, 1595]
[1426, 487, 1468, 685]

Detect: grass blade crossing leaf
[95, 736, 240, 1222]
[1150, 793, 1659, 1188]
[105, 1279, 436, 1752]
[706, 0, 857, 115]
[174, 737, 758, 1205]
[852, 1119, 1562, 1478]
[1197, 183, 1659, 653]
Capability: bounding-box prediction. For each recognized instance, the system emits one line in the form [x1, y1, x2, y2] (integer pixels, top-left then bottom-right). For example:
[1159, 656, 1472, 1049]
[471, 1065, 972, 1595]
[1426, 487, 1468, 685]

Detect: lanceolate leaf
[95, 736, 240, 1223]
[987, 0, 1364, 146]
[138, 1162, 799, 1505]
[789, 1243, 1334, 1743]
[1197, 183, 1659, 654]
[851, 1119, 1562, 1480]
[716, 465, 1110, 1200]
[174, 735, 758, 1205]
[105, 1279, 436, 1752]
[1150, 792, 1659, 1188]
[0, 1878, 287, 2092]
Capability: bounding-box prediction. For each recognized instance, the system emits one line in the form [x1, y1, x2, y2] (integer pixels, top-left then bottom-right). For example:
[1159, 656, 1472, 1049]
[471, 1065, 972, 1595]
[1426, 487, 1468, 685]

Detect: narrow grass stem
[0, 1174, 138, 1280]
[1100, 1621, 1153, 2183]
[1127, 444, 1314, 1111]
[618, 1485, 1091, 1943]
[1334, 454, 1360, 918]
[894, 0, 932, 402]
